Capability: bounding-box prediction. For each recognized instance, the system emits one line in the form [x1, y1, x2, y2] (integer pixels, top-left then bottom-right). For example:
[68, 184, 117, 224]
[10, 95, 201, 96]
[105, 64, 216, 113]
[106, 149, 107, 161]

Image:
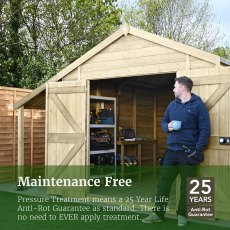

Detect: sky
[117, 0, 230, 46]
[208, 0, 230, 45]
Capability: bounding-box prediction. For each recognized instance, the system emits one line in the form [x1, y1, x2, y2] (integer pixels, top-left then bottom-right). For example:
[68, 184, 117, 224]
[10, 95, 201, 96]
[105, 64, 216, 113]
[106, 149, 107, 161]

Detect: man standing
[142, 76, 210, 226]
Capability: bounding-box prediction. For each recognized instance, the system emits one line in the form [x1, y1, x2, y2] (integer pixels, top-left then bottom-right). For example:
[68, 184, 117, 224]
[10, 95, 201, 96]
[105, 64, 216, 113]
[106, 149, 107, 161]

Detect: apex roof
[14, 24, 227, 110]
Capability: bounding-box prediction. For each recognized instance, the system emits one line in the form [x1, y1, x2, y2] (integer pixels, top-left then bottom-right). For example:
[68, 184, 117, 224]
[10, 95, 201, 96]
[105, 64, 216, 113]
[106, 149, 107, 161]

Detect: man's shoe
[142, 213, 162, 223]
[177, 215, 187, 226]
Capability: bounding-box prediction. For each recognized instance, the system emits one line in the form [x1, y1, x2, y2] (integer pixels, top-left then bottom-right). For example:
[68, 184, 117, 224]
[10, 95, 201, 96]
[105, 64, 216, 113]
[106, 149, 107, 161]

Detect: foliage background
[0, 0, 121, 88]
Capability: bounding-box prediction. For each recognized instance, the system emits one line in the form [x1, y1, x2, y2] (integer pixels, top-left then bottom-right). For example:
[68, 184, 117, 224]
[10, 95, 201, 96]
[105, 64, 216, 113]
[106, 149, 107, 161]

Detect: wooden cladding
[48, 133, 84, 144]
[81, 35, 186, 80]
[81, 34, 216, 81]
[205, 84, 230, 111]
[46, 81, 86, 169]
[49, 94, 83, 133]
[48, 86, 85, 94]
[208, 136, 230, 151]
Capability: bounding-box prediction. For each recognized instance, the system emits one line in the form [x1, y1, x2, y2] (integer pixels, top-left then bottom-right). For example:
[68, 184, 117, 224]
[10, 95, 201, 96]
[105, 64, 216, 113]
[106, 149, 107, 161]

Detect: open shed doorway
[89, 73, 176, 177]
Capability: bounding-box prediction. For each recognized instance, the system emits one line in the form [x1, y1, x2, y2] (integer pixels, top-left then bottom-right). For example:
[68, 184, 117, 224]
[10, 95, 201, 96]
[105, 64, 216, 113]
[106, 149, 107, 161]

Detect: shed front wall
[61, 34, 220, 164]
[178, 67, 230, 219]
[45, 32, 230, 217]
[186, 67, 230, 166]
[63, 35, 217, 82]
[61, 34, 228, 166]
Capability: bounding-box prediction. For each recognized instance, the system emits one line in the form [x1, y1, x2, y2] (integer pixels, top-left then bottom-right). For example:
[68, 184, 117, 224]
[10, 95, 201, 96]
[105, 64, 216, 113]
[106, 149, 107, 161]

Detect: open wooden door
[45, 80, 88, 197]
[182, 67, 230, 219]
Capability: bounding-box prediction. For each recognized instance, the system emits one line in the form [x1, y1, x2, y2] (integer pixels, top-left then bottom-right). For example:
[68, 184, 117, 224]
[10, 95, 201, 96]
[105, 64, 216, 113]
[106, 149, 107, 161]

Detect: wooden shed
[14, 25, 230, 218]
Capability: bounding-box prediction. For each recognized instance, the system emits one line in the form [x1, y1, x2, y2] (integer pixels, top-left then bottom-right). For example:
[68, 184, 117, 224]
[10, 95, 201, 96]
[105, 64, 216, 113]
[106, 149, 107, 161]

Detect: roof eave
[13, 83, 46, 110]
[220, 57, 230, 66]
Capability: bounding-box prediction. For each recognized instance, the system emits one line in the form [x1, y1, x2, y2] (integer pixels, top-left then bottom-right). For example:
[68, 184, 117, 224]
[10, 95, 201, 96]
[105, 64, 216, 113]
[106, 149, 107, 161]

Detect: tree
[212, 46, 230, 60]
[0, 0, 25, 87]
[120, 0, 224, 51]
[0, 0, 121, 88]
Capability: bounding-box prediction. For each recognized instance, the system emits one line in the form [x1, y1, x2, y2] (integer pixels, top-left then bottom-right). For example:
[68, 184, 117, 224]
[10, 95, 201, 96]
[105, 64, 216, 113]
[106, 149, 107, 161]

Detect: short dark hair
[175, 76, 193, 92]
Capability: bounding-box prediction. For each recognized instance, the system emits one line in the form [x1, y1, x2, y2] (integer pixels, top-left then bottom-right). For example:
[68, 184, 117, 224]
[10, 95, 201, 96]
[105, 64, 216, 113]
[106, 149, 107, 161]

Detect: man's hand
[168, 122, 173, 131]
[187, 150, 197, 158]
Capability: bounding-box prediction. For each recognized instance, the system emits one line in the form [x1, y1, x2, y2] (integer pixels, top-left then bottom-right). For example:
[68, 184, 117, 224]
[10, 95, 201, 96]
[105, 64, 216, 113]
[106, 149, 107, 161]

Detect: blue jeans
[154, 149, 197, 220]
